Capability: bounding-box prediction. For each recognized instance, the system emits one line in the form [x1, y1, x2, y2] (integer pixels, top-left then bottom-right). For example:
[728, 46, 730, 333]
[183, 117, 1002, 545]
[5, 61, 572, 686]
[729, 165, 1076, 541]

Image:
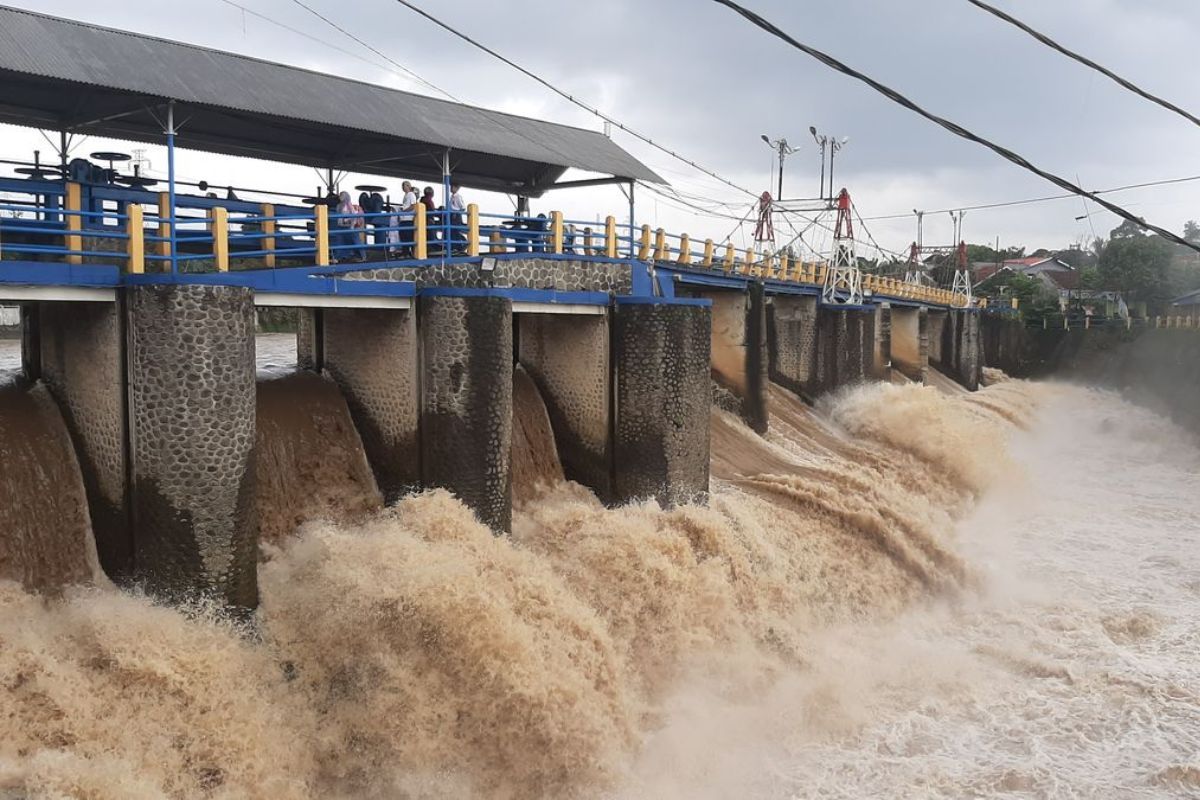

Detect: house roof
[1172, 288, 1200, 306]
[0, 5, 663, 195]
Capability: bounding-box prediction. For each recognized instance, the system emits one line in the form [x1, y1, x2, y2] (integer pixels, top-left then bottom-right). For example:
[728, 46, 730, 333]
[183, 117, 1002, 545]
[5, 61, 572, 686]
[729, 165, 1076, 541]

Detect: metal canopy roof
[0, 5, 663, 196]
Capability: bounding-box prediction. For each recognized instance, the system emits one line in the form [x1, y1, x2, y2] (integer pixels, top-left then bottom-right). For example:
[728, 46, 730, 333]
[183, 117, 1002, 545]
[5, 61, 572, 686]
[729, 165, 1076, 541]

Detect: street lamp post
[809, 127, 849, 203]
[760, 134, 797, 200]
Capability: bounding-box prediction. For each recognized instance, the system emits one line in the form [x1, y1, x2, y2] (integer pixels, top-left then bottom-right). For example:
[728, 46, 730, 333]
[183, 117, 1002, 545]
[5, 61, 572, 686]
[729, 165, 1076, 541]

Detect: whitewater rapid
[2, 365, 1198, 798]
[633, 384, 1200, 799]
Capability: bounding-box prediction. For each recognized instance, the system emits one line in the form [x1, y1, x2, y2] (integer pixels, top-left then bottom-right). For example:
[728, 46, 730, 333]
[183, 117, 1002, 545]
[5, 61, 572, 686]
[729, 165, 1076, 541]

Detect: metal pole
[442, 148, 451, 252]
[58, 130, 69, 174]
[829, 148, 836, 199]
[819, 142, 826, 200]
[777, 142, 785, 200]
[167, 100, 178, 275]
[628, 180, 636, 259]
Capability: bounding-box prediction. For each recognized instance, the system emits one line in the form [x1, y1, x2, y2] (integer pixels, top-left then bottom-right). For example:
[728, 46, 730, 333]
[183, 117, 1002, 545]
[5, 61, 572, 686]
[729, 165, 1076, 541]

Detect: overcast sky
[3, 0, 1198, 259]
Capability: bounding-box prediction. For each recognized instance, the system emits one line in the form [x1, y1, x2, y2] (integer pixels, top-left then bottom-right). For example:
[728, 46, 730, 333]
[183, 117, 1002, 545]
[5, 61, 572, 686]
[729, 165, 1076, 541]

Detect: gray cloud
[2, 0, 1198, 254]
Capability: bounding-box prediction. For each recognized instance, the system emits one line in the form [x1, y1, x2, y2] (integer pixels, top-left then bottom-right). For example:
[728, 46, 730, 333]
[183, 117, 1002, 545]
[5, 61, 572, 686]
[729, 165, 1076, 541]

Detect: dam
[4, 6, 1200, 800]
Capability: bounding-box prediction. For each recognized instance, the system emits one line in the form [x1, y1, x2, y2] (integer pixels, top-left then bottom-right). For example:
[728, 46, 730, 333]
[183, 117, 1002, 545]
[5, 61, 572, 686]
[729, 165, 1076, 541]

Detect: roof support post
[442, 148, 452, 249]
[166, 100, 178, 274]
[628, 180, 636, 259]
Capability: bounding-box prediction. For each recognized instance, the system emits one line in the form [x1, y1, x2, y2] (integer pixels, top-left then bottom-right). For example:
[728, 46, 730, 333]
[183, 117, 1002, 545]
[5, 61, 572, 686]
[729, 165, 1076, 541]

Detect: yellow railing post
[414, 202, 427, 260]
[315, 204, 330, 267]
[723, 242, 735, 272]
[779, 251, 790, 280]
[702, 239, 714, 268]
[678, 233, 692, 265]
[212, 206, 229, 272]
[65, 181, 82, 265]
[551, 210, 564, 255]
[467, 204, 480, 256]
[654, 228, 667, 261]
[763, 251, 775, 278]
[638, 225, 652, 260]
[157, 192, 172, 260]
[582, 226, 594, 255]
[489, 229, 505, 254]
[125, 204, 144, 274]
[261, 203, 276, 268]
[743, 248, 755, 275]
[604, 215, 617, 258]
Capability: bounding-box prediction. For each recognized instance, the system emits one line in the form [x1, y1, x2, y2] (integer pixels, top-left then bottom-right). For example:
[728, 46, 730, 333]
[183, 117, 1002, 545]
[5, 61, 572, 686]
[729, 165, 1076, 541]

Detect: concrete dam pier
[9, 266, 989, 611]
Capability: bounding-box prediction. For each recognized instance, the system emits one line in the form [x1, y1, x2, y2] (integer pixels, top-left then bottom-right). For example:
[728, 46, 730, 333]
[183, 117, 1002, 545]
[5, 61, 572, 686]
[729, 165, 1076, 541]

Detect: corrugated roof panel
[0, 5, 662, 184]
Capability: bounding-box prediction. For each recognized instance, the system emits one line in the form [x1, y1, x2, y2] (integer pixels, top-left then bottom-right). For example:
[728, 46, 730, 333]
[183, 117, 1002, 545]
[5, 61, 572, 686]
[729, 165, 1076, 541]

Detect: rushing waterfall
[2, 369, 1197, 798]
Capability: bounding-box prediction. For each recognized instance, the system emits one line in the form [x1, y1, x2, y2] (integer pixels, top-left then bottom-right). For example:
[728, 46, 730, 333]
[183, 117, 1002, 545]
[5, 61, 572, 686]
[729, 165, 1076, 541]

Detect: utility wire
[862, 173, 1200, 221]
[218, 0, 408, 77]
[287, 0, 458, 100]
[391, 0, 758, 198]
[965, 0, 1200, 129]
[711, 0, 1200, 255]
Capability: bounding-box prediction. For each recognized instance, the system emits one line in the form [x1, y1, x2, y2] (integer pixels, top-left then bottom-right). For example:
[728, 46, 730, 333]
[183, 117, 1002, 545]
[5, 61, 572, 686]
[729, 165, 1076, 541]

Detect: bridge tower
[752, 190, 775, 263]
[951, 240, 973, 307]
[904, 242, 923, 285]
[822, 188, 863, 305]
[904, 209, 925, 284]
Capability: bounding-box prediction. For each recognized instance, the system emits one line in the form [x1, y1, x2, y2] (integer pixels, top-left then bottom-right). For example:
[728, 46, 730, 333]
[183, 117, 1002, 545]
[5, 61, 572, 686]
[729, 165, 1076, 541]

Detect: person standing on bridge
[449, 183, 466, 254]
[398, 181, 418, 258]
[333, 191, 365, 263]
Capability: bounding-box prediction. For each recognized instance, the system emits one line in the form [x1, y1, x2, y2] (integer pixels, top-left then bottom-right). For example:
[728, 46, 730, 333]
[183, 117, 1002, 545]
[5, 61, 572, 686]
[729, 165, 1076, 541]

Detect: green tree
[1183, 220, 1200, 245]
[1109, 218, 1147, 240]
[1097, 234, 1172, 306]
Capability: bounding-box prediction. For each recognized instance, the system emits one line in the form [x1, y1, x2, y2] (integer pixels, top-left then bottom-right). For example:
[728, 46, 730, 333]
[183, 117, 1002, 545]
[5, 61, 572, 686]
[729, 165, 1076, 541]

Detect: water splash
[1, 376, 1126, 799]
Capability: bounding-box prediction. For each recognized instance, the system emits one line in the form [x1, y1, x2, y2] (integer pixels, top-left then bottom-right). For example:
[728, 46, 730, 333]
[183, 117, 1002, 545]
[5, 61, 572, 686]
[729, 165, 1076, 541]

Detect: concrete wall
[38, 300, 130, 579]
[949, 310, 981, 390]
[927, 311, 946, 365]
[296, 307, 323, 372]
[704, 285, 768, 433]
[873, 302, 892, 380]
[890, 306, 928, 382]
[612, 300, 710, 506]
[812, 306, 874, 396]
[1026, 325, 1200, 431]
[767, 294, 820, 398]
[980, 313, 1028, 376]
[420, 294, 513, 532]
[351, 257, 633, 294]
[125, 284, 258, 610]
[518, 313, 612, 500]
[322, 308, 419, 501]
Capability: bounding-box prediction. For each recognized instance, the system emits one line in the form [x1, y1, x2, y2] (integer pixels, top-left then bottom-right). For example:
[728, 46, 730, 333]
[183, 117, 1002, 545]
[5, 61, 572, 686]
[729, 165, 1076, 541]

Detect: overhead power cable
[964, 0, 1200, 129]
[709, 0, 1200, 255]
[287, 0, 458, 100]
[861, 173, 1200, 222]
[391, 0, 758, 198]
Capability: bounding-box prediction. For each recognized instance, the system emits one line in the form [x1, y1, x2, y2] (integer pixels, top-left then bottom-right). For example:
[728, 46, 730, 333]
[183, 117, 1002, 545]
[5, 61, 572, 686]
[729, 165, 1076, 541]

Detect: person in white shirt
[398, 180, 418, 257]
[449, 183, 466, 253]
